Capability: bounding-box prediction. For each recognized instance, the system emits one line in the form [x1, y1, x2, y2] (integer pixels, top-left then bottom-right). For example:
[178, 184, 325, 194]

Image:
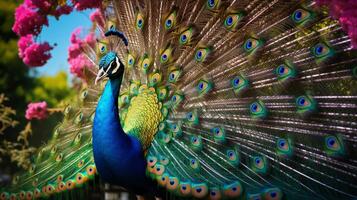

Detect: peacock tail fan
[2, 0, 357, 199]
[104, 0, 357, 199]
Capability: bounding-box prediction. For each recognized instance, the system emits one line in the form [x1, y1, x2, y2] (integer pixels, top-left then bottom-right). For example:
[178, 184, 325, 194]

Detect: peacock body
[2, 0, 357, 199]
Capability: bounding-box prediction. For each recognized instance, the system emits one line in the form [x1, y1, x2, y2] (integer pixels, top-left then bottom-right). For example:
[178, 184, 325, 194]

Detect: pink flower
[68, 28, 84, 60]
[25, 0, 52, 13]
[18, 35, 33, 58]
[68, 43, 82, 60]
[52, 5, 73, 19]
[12, 3, 48, 36]
[18, 35, 53, 67]
[84, 32, 96, 48]
[70, 27, 83, 44]
[90, 9, 105, 28]
[315, 0, 357, 48]
[71, 0, 102, 11]
[13, 1, 74, 36]
[68, 28, 96, 78]
[23, 42, 53, 67]
[69, 54, 94, 78]
[25, 102, 48, 120]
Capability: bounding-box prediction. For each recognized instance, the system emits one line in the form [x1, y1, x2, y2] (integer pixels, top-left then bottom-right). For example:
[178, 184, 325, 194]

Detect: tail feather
[105, 0, 357, 199]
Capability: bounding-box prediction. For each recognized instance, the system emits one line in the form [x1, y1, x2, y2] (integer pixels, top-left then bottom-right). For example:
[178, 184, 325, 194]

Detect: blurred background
[0, 1, 138, 199]
[0, 0, 146, 199]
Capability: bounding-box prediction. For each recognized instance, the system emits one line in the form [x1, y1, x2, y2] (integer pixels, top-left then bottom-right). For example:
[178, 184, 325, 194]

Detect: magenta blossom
[25, 102, 48, 120]
[70, 27, 83, 44]
[18, 35, 33, 58]
[68, 43, 82, 60]
[22, 42, 53, 67]
[315, 0, 357, 48]
[24, 0, 52, 13]
[71, 0, 102, 11]
[90, 9, 105, 28]
[52, 5, 73, 19]
[24, 0, 73, 18]
[18, 35, 53, 67]
[69, 54, 94, 78]
[84, 32, 96, 48]
[12, 3, 48, 36]
[68, 28, 96, 78]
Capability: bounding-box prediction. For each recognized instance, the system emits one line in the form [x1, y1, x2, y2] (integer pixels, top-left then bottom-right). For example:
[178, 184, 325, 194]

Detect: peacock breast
[121, 87, 162, 151]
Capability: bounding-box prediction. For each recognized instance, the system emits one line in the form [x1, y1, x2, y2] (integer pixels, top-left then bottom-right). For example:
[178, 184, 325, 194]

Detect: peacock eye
[179, 27, 193, 45]
[195, 47, 210, 62]
[168, 69, 181, 83]
[250, 103, 259, 112]
[187, 112, 193, 119]
[276, 138, 293, 157]
[325, 136, 341, 151]
[136, 13, 145, 29]
[190, 158, 199, 169]
[252, 156, 267, 174]
[149, 72, 162, 86]
[292, 8, 313, 25]
[157, 87, 168, 101]
[243, 38, 263, 53]
[171, 92, 184, 108]
[311, 42, 333, 60]
[196, 79, 213, 96]
[250, 101, 267, 119]
[275, 61, 296, 81]
[207, 0, 220, 9]
[164, 12, 176, 30]
[324, 135, 345, 157]
[295, 95, 317, 115]
[263, 188, 282, 200]
[190, 135, 202, 151]
[127, 53, 135, 68]
[224, 13, 243, 30]
[160, 48, 172, 64]
[231, 74, 249, 95]
[140, 55, 152, 73]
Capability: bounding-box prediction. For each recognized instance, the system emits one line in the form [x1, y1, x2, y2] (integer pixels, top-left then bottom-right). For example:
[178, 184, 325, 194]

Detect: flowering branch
[315, 0, 357, 48]
[0, 94, 37, 170]
[13, 0, 102, 68]
[0, 94, 18, 135]
[68, 27, 97, 79]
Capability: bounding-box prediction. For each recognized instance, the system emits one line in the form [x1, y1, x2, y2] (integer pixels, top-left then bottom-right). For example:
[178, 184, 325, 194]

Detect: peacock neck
[93, 69, 133, 149]
[104, 77, 121, 115]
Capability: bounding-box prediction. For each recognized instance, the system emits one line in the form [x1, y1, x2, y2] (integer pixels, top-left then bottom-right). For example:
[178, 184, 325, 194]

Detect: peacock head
[95, 51, 124, 84]
[95, 29, 128, 84]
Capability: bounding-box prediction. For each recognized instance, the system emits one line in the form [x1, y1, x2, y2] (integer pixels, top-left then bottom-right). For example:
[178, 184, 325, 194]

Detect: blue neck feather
[92, 73, 157, 194]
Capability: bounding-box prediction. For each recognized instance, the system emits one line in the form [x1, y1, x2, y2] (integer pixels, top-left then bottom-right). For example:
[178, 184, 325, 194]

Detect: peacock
[2, 0, 357, 199]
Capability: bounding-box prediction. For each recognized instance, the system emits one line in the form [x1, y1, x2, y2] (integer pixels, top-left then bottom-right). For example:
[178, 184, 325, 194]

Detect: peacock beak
[95, 68, 108, 85]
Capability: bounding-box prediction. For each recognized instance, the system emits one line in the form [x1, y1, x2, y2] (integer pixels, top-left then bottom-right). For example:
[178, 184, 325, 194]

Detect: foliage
[0, 0, 74, 174]
[30, 71, 74, 106]
[0, 94, 36, 170]
[0, 95, 18, 135]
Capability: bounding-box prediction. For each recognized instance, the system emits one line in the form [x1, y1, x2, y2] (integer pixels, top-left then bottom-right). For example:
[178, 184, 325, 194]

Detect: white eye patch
[111, 57, 121, 74]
